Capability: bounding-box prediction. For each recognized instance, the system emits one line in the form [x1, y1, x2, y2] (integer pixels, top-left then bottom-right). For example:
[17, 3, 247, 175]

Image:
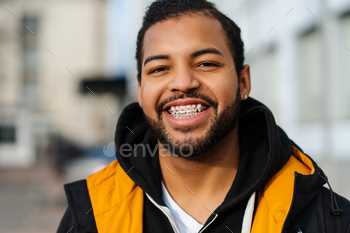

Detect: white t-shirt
[162, 182, 204, 233]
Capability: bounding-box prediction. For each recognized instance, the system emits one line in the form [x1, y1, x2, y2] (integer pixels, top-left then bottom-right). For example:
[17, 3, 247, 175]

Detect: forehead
[142, 14, 231, 61]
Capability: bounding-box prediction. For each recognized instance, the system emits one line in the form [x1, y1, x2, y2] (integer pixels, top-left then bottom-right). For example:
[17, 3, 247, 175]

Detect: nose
[167, 66, 200, 93]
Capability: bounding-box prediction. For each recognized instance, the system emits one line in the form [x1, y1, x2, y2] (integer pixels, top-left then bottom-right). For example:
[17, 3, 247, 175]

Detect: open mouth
[166, 104, 209, 119]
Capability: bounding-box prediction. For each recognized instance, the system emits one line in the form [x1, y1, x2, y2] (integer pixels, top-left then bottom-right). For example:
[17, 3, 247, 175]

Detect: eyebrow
[144, 55, 170, 67]
[143, 48, 224, 67]
[190, 48, 223, 59]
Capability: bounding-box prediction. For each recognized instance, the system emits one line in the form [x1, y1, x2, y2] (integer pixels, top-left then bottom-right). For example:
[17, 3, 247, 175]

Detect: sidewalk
[0, 161, 67, 233]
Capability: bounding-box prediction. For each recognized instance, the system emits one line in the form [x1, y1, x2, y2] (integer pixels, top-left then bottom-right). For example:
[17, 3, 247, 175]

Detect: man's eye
[199, 63, 218, 67]
[150, 67, 167, 74]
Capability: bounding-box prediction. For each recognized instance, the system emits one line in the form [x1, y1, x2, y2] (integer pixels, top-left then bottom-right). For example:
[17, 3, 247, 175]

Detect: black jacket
[57, 98, 350, 232]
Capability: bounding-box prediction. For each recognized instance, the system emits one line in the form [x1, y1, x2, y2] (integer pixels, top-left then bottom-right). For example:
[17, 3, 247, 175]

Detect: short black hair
[135, 0, 245, 84]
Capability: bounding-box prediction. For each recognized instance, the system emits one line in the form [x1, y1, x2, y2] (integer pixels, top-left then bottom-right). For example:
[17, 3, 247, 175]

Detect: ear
[137, 76, 142, 108]
[239, 64, 251, 100]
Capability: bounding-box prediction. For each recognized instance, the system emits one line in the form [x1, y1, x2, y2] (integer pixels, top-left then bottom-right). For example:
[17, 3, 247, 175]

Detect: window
[21, 16, 39, 107]
[337, 13, 350, 117]
[249, 45, 280, 119]
[0, 125, 16, 143]
[298, 27, 324, 121]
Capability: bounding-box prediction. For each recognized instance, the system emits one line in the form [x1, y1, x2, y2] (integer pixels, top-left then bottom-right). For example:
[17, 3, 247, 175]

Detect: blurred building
[214, 0, 350, 197]
[106, 0, 153, 102]
[0, 0, 121, 168]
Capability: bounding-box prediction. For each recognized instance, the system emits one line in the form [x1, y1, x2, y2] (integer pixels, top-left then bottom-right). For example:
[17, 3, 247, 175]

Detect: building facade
[0, 0, 120, 167]
[215, 0, 350, 198]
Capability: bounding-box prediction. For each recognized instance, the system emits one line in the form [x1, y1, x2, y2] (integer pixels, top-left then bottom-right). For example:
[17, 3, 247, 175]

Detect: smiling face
[138, 13, 250, 157]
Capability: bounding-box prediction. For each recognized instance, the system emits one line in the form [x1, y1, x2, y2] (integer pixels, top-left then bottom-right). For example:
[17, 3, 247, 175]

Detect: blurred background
[0, 0, 349, 232]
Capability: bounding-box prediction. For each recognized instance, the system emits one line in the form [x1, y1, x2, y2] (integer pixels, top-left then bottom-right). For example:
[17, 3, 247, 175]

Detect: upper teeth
[167, 104, 208, 118]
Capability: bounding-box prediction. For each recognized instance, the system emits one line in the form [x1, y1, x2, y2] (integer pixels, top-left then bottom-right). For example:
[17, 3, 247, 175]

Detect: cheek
[211, 80, 238, 111]
[141, 82, 165, 116]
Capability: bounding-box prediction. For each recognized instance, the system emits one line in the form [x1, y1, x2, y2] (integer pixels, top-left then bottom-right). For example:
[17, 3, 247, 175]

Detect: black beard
[142, 89, 241, 158]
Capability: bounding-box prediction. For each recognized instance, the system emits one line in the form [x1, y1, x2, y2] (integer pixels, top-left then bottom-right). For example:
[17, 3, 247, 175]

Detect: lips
[162, 98, 211, 120]
[161, 98, 212, 128]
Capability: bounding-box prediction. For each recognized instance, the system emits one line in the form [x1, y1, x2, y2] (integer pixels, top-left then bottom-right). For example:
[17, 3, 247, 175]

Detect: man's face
[138, 14, 241, 157]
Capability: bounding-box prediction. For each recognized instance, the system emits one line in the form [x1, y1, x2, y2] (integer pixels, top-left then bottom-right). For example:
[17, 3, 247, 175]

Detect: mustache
[156, 92, 218, 117]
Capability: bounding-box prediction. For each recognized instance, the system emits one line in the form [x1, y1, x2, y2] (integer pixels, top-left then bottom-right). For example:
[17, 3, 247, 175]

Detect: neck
[158, 125, 240, 224]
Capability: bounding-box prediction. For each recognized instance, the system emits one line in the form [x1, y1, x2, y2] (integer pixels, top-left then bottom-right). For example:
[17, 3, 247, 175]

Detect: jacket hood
[114, 97, 293, 209]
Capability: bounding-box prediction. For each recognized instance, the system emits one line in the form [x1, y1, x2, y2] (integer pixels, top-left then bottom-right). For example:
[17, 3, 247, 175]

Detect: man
[58, 0, 350, 232]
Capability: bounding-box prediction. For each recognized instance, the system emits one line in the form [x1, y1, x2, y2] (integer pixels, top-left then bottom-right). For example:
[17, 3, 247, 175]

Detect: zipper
[147, 192, 256, 233]
[198, 214, 218, 233]
[146, 193, 219, 233]
[146, 193, 180, 233]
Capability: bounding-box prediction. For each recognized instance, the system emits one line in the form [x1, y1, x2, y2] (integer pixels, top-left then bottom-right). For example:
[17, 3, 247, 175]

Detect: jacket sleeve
[57, 207, 76, 233]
